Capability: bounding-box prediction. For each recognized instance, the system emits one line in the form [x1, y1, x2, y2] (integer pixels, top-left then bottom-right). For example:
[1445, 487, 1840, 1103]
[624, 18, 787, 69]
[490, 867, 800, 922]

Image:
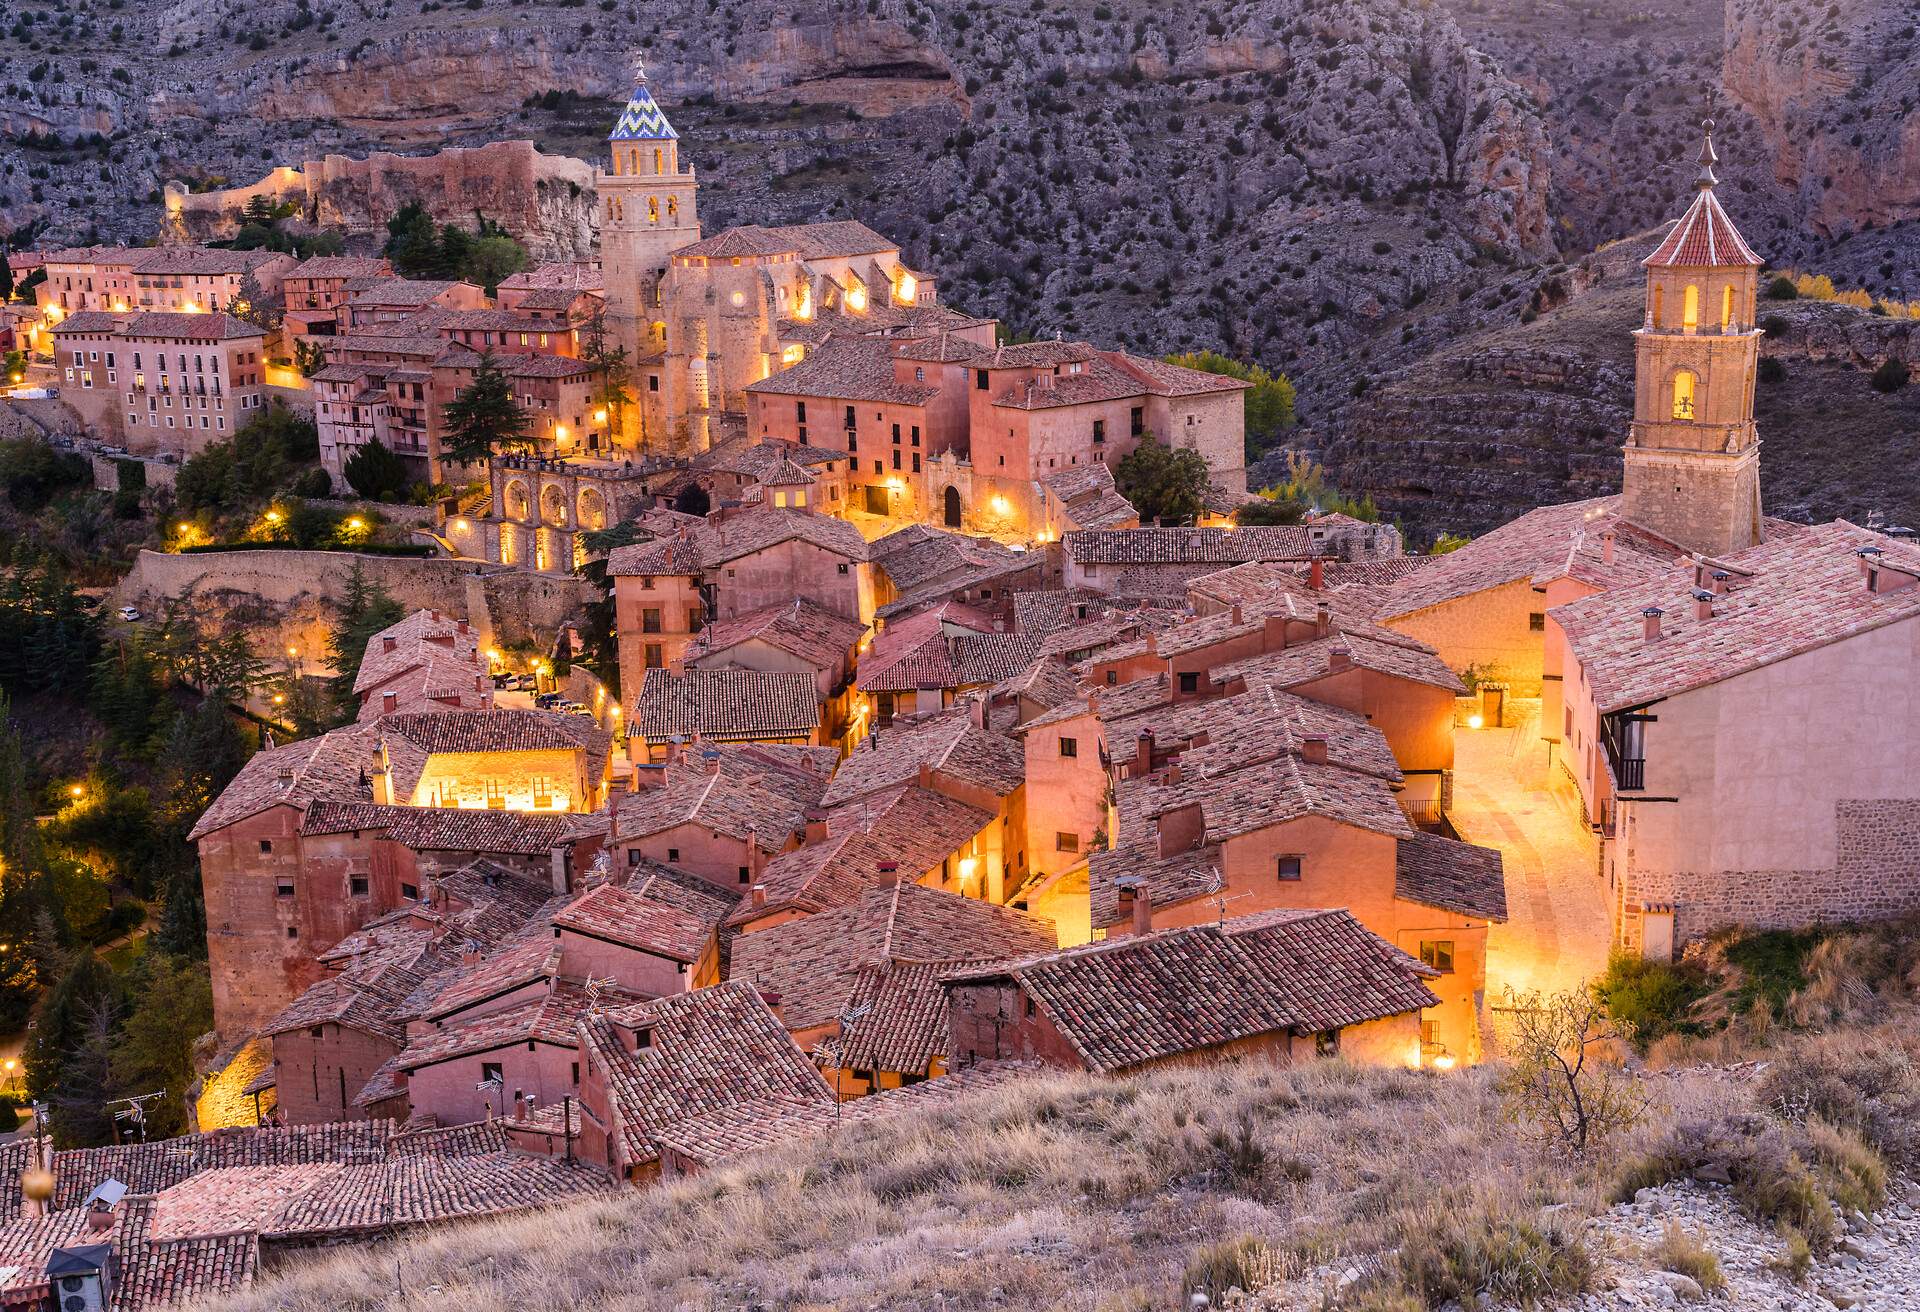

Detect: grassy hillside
[209, 958, 1920, 1312]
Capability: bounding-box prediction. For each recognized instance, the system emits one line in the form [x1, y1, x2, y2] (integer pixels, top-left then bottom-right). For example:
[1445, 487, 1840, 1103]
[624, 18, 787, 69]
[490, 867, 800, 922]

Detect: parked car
[117, 606, 142, 622]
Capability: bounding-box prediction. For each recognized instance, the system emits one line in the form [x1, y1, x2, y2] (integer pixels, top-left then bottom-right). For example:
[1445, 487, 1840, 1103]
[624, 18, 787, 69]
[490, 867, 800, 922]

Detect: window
[572, 1062, 581, 1085]
[1105, 669, 1117, 686]
[648, 375, 660, 392]
[796, 401, 807, 423]
[1672, 369, 1696, 420]
[1059, 737, 1078, 758]
[1276, 855, 1303, 881]
[285, 926, 299, 939]
[891, 423, 900, 443]
[891, 451, 901, 470]
[912, 453, 920, 473]
[1721, 284, 1734, 331]
[1056, 831, 1079, 853]
[911, 425, 920, 447]
[627, 849, 641, 867]
[844, 405, 856, 429]
[667, 847, 680, 863]
[259, 839, 273, 853]
[1092, 419, 1105, 445]
[1315, 1029, 1341, 1057]
[645, 643, 663, 669]
[275, 879, 295, 898]
[1178, 672, 1199, 694]
[837, 562, 849, 575]
[975, 369, 989, 390]
[1419, 940, 1455, 973]
[1528, 612, 1545, 632]
[642, 607, 662, 633]
[401, 882, 419, 900]
[1682, 283, 1699, 333]
[634, 1026, 654, 1050]
[738, 866, 750, 884]
[349, 875, 369, 897]
[481, 1062, 503, 1085]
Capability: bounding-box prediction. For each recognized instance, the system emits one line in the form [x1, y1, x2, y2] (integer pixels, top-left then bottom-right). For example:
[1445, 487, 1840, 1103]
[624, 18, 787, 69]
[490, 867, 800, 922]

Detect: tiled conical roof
[1643, 120, 1762, 269]
[608, 76, 679, 142]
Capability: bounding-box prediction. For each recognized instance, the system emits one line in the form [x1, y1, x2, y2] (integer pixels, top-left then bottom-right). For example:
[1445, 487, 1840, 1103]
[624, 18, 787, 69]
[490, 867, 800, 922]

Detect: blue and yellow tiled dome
[608, 76, 679, 142]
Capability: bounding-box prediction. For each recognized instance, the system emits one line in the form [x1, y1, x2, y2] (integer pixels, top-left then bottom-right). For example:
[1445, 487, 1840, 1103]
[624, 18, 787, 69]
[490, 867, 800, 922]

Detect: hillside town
[1, 62, 1919, 1312]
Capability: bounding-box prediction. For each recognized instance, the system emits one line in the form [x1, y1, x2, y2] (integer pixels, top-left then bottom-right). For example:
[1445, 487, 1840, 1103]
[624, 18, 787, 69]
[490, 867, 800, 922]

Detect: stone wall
[117, 548, 591, 664]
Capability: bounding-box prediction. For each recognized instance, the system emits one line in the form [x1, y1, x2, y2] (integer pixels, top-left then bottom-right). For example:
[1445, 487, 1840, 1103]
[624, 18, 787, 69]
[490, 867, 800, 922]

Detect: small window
[481, 1062, 503, 1084]
[1315, 1029, 1341, 1057]
[1529, 613, 1546, 632]
[1059, 737, 1078, 758]
[349, 875, 369, 897]
[401, 882, 419, 900]
[275, 879, 295, 898]
[627, 849, 642, 867]
[837, 562, 849, 575]
[1420, 940, 1455, 973]
[1277, 855, 1303, 881]
[738, 866, 750, 884]
[285, 926, 299, 939]
[571, 1061, 581, 1085]
[1178, 672, 1199, 694]
[667, 847, 680, 862]
[259, 839, 273, 854]
[1056, 831, 1079, 853]
[1025, 996, 1037, 1018]
[634, 1026, 654, 1050]
[645, 643, 664, 669]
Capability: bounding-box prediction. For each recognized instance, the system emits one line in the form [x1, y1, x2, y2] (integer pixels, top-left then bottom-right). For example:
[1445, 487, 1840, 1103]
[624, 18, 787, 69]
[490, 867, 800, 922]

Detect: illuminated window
[1682, 284, 1699, 333]
[1419, 940, 1456, 973]
[648, 196, 659, 224]
[1721, 284, 1734, 331]
[1671, 370, 1697, 421]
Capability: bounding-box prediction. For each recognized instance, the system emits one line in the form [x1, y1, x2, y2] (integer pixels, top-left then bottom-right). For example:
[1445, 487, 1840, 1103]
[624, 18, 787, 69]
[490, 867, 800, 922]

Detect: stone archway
[540, 483, 568, 527]
[504, 479, 531, 523]
[943, 485, 963, 528]
[577, 486, 608, 532]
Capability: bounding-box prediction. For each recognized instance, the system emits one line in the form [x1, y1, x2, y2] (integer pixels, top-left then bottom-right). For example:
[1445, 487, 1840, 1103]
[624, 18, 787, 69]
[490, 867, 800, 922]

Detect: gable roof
[554, 881, 712, 962]
[1065, 526, 1315, 565]
[823, 705, 1026, 807]
[684, 597, 866, 672]
[630, 667, 821, 744]
[1395, 832, 1509, 922]
[612, 742, 834, 845]
[943, 909, 1435, 1074]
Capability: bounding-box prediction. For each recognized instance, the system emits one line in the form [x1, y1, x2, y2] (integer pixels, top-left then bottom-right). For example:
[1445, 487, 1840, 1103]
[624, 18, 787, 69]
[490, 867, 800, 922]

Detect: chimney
[513, 1091, 529, 1121]
[460, 940, 483, 967]
[1144, 632, 1158, 657]
[751, 883, 766, 909]
[1133, 728, 1155, 776]
[704, 752, 721, 776]
[1327, 643, 1352, 673]
[1166, 761, 1182, 785]
[382, 691, 398, 713]
[917, 761, 933, 789]
[1086, 688, 1101, 716]
[86, 1201, 114, 1233]
[382, 635, 397, 652]
[803, 811, 829, 844]
[1315, 601, 1332, 637]
[1301, 734, 1328, 765]
[632, 764, 665, 790]
[1308, 557, 1325, 591]
[969, 694, 988, 729]
[428, 608, 440, 621]
[1692, 589, 1714, 622]
[1710, 570, 1731, 595]
[457, 620, 470, 635]
[1131, 882, 1153, 936]
[1262, 614, 1288, 653]
[1600, 529, 1616, 565]
[1643, 606, 1664, 642]
[550, 845, 571, 894]
[877, 860, 901, 884]
[667, 657, 685, 676]
[665, 737, 685, 767]
[1155, 801, 1204, 857]
[1230, 602, 1243, 626]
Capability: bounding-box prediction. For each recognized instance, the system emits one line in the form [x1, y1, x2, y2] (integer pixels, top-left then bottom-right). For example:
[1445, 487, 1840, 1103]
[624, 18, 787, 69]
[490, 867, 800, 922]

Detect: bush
[1757, 1033, 1920, 1163]
[1758, 356, 1787, 384]
[1766, 275, 1799, 300]
[1183, 1236, 1282, 1301]
[1389, 1208, 1592, 1306]
[1870, 358, 1909, 393]
[1616, 1114, 1853, 1252]
[1593, 952, 1708, 1052]
[1654, 1223, 1726, 1295]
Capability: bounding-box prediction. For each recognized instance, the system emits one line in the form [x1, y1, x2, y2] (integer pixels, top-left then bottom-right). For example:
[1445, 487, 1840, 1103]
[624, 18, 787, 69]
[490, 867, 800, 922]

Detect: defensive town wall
[117, 548, 591, 661]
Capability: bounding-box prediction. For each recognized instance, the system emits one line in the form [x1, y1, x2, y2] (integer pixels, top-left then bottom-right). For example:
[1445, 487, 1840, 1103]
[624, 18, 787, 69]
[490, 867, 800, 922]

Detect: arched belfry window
[1682, 284, 1700, 333]
[667, 196, 678, 220]
[1672, 370, 1697, 421]
[1721, 285, 1734, 332]
[653, 147, 663, 173]
[1652, 285, 1663, 327]
[648, 196, 659, 225]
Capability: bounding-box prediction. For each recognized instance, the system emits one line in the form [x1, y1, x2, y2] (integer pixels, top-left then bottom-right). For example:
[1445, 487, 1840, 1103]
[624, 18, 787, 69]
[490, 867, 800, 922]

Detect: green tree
[111, 952, 214, 1141]
[25, 951, 121, 1146]
[0, 247, 13, 302]
[294, 338, 327, 378]
[325, 562, 404, 716]
[154, 868, 206, 959]
[1115, 438, 1211, 525]
[465, 232, 528, 295]
[242, 193, 276, 226]
[441, 353, 531, 465]
[1166, 350, 1296, 459]
[583, 310, 634, 438]
[343, 438, 411, 502]
[437, 223, 473, 281]
[1234, 496, 1306, 526]
[0, 436, 90, 511]
[230, 270, 283, 331]
[383, 200, 443, 277]
[92, 637, 168, 756]
[1431, 531, 1472, 555]
[154, 696, 250, 832]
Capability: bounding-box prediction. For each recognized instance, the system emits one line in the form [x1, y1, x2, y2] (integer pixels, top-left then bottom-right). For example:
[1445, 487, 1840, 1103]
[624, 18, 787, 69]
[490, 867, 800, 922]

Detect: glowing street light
[286, 645, 300, 659]
[593, 409, 608, 425]
[68, 783, 85, 800]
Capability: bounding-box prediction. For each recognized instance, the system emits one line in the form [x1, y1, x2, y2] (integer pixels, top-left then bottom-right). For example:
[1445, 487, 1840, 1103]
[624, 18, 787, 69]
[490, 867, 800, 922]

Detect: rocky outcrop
[1724, 0, 1920, 238]
[166, 142, 599, 260]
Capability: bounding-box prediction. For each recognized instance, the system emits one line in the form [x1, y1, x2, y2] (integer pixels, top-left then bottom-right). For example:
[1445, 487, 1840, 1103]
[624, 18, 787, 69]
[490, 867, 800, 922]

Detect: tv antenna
[1200, 868, 1249, 929]
[583, 974, 618, 1014]
[109, 1089, 168, 1144]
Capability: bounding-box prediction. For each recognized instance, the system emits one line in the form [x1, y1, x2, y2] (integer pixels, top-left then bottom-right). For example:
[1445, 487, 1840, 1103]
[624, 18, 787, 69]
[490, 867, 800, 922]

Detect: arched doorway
[943, 485, 962, 528]
[674, 483, 712, 517]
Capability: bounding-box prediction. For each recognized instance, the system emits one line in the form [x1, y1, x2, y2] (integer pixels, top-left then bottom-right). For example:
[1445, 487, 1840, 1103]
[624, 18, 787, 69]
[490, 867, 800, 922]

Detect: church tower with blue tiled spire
[596, 57, 699, 445]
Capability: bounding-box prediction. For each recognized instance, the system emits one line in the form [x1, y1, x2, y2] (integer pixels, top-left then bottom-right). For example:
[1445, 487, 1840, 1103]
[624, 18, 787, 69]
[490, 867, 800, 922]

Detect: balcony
[1614, 756, 1645, 792]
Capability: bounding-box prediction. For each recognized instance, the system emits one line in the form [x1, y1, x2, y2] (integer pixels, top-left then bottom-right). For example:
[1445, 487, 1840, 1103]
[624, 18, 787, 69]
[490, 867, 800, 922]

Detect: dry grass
[210, 1061, 1610, 1312]
[1651, 1223, 1726, 1296]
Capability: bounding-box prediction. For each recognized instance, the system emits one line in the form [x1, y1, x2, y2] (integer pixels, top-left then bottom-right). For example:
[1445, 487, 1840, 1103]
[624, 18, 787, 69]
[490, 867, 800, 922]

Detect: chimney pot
[1230, 602, 1243, 626]
[1693, 589, 1714, 622]
[1315, 601, 1332, 637]
[382, 635, 397, 652]
[1600, 529, 1616, 566]
[751, 883, 766, 908]
[1327, 642, 1352, 672]
[1131, 883, 1152, 936]
[457, 620, 470, 635]
[917, 761, 933, 789]
[1301, 734, 1329, 765]
[382, 691, 397, 712]
[1643, 606, 1664, 642]
[1711, 569, 1731, 594]
[1308, 557, 1325, 591]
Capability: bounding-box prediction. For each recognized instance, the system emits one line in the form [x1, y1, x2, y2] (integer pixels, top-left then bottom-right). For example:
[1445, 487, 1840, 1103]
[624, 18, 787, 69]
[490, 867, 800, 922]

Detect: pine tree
[326, 563, 405, 716]
[155, 868, 207, 960]
[0, 247, 14, 302]
[441, 353, 532, 465]
[342, 438, 411, 501]
[383, 201, 443, 278]
[230, 270, 283, 330]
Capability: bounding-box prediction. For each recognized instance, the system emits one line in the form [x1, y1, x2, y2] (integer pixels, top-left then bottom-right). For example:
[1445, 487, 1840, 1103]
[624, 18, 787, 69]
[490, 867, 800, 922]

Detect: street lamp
[68, 783, 85, 800]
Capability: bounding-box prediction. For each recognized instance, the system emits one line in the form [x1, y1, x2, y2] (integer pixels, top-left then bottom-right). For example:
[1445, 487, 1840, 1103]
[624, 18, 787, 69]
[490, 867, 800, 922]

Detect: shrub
[1183, 1236, 1283, 1301]
[1769, 1229, 1813, 1282]
[1653, 1223, 1726, 1295]
[1870, 358, 1909, 392]
[1389, 1208, 1592, 1306]
[1593, 952, 1707, 1052]
[1758, 356, 1786, 383]
[1617, 1114, 1841, 1251]
[1501, 987, 1648, 1153]
[0, 1100, 17, 1133]
[1758, 1033, 1920, 1163]
[1766, 275, 1799, 300]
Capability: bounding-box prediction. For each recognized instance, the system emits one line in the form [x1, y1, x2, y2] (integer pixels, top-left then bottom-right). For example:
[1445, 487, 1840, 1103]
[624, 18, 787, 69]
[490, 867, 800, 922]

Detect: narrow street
[1450, 712, 1614, 1009]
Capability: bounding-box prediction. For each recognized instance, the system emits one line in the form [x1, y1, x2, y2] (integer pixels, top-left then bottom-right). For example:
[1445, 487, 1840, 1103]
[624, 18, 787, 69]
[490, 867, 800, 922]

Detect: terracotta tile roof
[351, 278, 472, 307]
[672, 226, 807, 259]
[834, 959, 953, 1074]
[378, 708, 606, 756]
[1188, 557, 1435, 610]
[1065, 525, 1315, 565]
[51, 309, 128, 334]
[298, 801, 580, 854]
[352, 609, 483, 695]
[604, 532, 704, 577]
[1210, 630, 1466, 695]
[630, 667, 821, 743]
[289, 255, 392, 279]
[684, 597, 865, 673]
[188, 725, 378, 841]
[730, 881, 1055, 1033]
[1095, 682, 1403, 782]
[1041, 462, 1139, 530]
[944, 909, 1436, 1073]
[857, 604, 1036, 694]
[612, 742, 834, 844]
[1033, 607, 1184, 663]
[1395, 832, 1509, 922]
[578, 980, 832, 1168]
[416, 932, 561, 1024]
[1552, 519, 1920, 713]
[1112, 353, 1258, 398]
[0, 1200, 259, 1309]
[119, 311, 264, 341]
[498, 260, 604, 292]
[556, 881, 711, 962]
[1374, 496, 1680, 620]
[871, 529, 1025, 595]
[130, 247, 285, 276]
[1642, 185, 1763, 268]
[769, 220, 898, 260]
[987, 349, 1243, 411]
[741, 785, 994, 922]
[262, 976, 410, 1044]
[609, 508, 868, 576]
[990, 654, 1082, 711]
[695, 436, 847, 479]
[401, 979, 635, 1073]
[824, 705, 1026, 807]
[747, 333, 938, 405]
[383, 1118, 511, 1158]
[895, 332, 990, 364]
[629, 861, 743, 937]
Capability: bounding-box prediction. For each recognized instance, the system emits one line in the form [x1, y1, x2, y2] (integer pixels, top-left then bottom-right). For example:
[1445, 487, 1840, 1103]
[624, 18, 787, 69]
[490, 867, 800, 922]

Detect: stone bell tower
[1621, 120, 1765, 558]
[596, 57, 700, 448]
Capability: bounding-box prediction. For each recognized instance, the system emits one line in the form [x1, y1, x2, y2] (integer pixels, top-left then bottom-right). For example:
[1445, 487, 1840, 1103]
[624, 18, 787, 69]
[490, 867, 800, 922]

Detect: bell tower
[596, 58, 700, 446]
[1621, 120, 1765, 557]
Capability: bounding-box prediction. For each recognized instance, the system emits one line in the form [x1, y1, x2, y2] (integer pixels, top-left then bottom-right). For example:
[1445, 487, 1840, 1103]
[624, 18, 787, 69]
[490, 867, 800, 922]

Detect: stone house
[351, 608, 492, 721]
[1547, 521, 1920, 958]
[944, 908, 1438, 1074]
[342, 279, 488, 331]
[370, 709, 612, 813]
[681, 597, 866, 750]
[53, 310, 271, 455]
[120, 247, 297, 315]
[855, 601, 1038, 727]
[282, 255, 395, 318]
